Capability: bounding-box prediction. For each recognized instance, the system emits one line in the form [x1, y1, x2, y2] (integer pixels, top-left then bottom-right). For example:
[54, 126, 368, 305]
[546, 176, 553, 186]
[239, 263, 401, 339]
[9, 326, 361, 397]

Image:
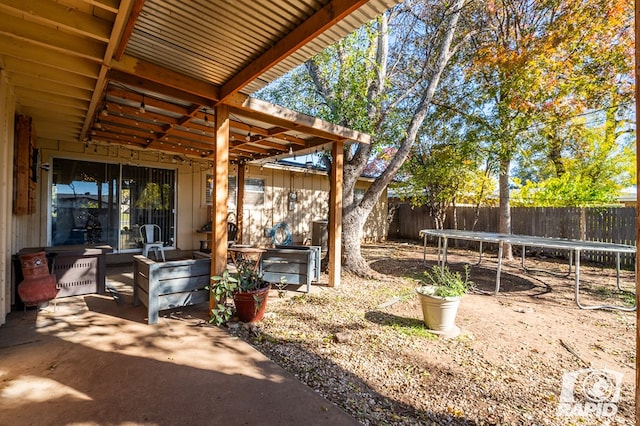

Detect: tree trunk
[339, 0, 467, 277]
[342, 205, 370, 275]
[498, 157, 513, 260]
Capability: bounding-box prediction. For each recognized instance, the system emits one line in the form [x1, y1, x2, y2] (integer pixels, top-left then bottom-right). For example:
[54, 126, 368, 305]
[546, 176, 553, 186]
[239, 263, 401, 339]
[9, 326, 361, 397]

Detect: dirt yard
[234, 241, 636, 425]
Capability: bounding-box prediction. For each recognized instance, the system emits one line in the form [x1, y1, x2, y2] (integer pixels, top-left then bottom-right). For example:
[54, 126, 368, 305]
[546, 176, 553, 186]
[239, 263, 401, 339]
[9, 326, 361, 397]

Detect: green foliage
[208, 269, 238, 326]
[135, 183, 172, 210]
[456, 0, 635, 216]
[417, 265, 474, 298]
[393, 132, 496, 226]
[208, 260, 269, 325]
[387, 319, 438, 339]
[512, 115, 634, 207]
[275, 276, 288, 298]
[512, 174, 617, 207]
[235, 261, 267, 292]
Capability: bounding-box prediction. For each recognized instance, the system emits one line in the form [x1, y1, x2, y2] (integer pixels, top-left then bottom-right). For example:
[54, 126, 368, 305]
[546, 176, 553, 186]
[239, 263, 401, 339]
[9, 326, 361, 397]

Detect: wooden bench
[260, 246, 321, 293]
[133, 255, 210, 324]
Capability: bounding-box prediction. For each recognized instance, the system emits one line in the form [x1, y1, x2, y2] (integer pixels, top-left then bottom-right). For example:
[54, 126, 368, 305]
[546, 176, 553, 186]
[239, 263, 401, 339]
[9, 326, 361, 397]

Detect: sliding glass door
[120, 165, 175, 251]
[51, 158, 175, 252]
[51, 160, 119, 247]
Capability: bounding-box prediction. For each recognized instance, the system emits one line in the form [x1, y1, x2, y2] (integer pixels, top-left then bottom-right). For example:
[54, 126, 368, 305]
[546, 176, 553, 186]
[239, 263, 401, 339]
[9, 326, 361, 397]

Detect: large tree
[258, 0, 472, 276]
[450, 0, 634, 256]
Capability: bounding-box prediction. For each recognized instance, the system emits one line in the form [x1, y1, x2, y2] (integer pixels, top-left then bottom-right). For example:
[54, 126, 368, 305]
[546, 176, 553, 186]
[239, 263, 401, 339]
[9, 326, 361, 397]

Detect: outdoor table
[419, 229, 637, 312]
[228, 246, 266, 272]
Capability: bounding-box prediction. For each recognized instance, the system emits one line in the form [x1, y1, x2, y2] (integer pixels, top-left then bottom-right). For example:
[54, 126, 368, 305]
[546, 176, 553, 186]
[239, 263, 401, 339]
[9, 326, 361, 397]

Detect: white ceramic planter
[416, 285, 461, 337]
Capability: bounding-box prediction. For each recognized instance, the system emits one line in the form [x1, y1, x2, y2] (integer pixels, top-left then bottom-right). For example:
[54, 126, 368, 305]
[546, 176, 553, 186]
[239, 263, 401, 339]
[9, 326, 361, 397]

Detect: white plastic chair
[140, 224, 166, 262]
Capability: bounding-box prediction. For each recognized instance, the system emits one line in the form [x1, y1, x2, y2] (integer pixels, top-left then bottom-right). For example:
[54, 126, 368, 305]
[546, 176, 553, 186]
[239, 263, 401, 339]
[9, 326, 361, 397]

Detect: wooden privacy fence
[389, 203, 637, 268]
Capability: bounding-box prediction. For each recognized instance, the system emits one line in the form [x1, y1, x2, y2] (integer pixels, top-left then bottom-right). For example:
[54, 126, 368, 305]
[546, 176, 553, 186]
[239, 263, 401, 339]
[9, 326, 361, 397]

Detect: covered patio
[0, 2, 400, 421]
[0, 0, 399, 323]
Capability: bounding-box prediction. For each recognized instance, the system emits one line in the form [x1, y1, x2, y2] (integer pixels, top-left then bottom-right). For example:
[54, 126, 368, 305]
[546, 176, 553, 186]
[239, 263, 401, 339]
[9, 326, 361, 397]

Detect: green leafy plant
[208, 258, 270, 325]
[275, 276, 288, 298]
[208, 269, 238, 326]
[417, 265, 474, 298]
[235, 261, 267, 292]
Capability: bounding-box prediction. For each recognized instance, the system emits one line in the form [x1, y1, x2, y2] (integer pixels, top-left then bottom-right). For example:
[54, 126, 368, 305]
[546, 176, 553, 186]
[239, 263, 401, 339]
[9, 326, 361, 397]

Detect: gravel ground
[229, 241, 636, 425]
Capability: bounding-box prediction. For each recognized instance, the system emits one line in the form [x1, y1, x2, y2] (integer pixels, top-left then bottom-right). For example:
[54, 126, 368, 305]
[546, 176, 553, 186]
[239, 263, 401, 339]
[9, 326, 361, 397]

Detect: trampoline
[419, 229, 637, 311]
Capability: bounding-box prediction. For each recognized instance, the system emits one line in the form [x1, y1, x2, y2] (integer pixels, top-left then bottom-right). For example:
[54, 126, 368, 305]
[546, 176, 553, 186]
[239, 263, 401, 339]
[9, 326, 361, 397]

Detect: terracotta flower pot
[233, 285, 271, 323]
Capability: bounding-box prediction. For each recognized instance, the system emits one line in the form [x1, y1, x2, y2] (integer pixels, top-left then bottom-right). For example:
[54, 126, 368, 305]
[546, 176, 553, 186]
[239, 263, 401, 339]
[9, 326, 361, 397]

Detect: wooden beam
[328, 141, 344, 288]
[107, 69, 215, 107]
[5, 57, 96, 91]
[225, 93, 370, 144]
[0, 0, 112, 42]
[210, 104, 230, 314]
[80, 0, 132, 141]
[236, 163, 245, 243]
[0, 35, 100, 77]
[90, 131, 147, 147]
[0, 18, 105, 61]
[219, 0, 369, 101]
[110, 55, 220, 102]
[114, 0, 146, 60]
[84, 0, 120, 14]
[9, 74, 92, 101]
[230, 144, 271, 156]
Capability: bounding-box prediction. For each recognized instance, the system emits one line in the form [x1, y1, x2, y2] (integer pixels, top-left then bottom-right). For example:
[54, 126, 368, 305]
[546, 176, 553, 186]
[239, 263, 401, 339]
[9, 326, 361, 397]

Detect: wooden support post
[209, 105, 229, 314]
[328, 141, 343, 287]
[236, 162, 245, 244]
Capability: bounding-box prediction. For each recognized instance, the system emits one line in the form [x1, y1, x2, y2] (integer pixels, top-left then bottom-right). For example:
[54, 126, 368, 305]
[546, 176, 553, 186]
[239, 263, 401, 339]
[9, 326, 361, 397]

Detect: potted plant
[416, 264, 474, 337]
[209, 259, 271, 325]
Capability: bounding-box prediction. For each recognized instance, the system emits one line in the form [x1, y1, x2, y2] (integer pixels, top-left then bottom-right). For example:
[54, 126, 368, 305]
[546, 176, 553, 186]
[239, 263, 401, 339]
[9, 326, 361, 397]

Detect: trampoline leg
[575, 249, 636, 312]
[616, 252, 622, 291]
[423, 234, 428, 265]
[442, 237, 448, 271]
[495, 240, 503, 295]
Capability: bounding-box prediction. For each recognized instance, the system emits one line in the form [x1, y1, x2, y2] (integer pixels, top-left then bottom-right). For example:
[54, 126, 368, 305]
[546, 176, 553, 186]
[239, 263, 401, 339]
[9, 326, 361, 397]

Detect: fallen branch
[559, 339, 590, 368]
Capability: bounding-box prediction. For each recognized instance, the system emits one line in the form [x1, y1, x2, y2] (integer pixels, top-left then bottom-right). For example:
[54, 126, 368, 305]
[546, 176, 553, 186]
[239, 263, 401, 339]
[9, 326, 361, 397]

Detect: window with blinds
[245, 178, 265, 206]
[205, 174, 237, 207]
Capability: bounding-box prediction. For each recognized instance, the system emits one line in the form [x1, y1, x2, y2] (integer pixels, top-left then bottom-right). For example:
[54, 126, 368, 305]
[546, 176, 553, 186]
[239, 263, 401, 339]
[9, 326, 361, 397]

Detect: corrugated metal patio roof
[1, 0, 398, 161]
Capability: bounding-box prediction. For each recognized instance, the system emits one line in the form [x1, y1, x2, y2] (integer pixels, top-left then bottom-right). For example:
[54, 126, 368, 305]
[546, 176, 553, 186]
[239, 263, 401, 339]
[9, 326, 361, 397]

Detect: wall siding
[1, 72, 16, 324]
[241, 168, 386, 247]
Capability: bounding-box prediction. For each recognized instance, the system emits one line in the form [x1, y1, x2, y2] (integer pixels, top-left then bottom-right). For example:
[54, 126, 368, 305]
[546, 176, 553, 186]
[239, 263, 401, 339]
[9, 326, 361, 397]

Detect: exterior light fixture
[139, 95, 146, 113]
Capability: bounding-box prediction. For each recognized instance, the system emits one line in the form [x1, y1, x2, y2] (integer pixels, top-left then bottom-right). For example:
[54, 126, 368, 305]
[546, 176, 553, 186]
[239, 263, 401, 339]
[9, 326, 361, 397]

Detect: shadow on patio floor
[0, 264, 357, 425]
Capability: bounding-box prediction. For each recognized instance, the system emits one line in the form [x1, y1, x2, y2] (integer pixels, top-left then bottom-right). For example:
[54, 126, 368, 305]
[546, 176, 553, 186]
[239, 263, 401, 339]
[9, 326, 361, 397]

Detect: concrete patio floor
[0, 264, 358, 425]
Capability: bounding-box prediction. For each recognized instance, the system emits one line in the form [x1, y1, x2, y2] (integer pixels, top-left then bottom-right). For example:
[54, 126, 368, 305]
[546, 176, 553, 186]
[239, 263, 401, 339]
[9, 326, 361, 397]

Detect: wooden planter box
[133, 255, 210, 324]
[261, 246, 321, 293]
